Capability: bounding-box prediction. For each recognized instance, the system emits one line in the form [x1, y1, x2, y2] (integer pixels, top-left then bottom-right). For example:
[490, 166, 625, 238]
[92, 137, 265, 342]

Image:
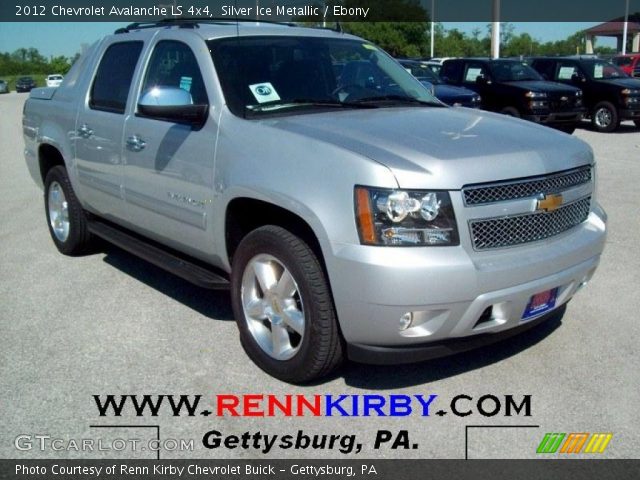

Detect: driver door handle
[77, 124, 93, 138]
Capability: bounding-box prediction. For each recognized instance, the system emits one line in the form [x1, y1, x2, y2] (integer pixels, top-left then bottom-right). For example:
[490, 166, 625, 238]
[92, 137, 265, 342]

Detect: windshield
[489, 62, 543, 82]
[583, 61, 627, 79]
[208, 36, 440, 117]
[400, 62, 441, 84]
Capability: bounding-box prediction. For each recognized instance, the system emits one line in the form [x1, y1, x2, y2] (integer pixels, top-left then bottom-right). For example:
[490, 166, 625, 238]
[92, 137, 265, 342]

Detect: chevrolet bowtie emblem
[537, 193, 563, 212]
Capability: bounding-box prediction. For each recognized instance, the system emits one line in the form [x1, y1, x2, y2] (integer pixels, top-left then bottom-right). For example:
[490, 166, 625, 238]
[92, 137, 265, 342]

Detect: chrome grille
[463, 166, 592, 206]
[470, 197, 591, 250]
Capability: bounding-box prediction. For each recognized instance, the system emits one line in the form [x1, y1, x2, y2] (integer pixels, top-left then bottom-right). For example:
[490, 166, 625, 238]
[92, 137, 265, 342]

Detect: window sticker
[249, 82, 281, 104]
[362, 43, 378, 50]
[593, 64, 604, 79]
[180, 76, 193, 92]
[465, 67, 482, 82]
[557, 66, 575, 80]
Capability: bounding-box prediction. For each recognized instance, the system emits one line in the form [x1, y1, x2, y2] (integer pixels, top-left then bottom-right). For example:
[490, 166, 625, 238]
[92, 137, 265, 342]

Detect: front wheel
[44, 165, 94, 255]
[230, 226, 344, 383]
[591, 101, 620, 132]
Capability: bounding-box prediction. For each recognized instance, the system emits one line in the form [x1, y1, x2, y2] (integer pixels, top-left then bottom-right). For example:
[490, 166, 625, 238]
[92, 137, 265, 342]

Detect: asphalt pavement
[1, 91, 638, 459]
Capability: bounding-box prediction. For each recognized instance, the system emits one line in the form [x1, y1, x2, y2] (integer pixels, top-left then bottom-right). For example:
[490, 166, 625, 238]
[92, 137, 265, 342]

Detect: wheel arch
[38, 143, 66, 183]
[224, 196, 329, 272]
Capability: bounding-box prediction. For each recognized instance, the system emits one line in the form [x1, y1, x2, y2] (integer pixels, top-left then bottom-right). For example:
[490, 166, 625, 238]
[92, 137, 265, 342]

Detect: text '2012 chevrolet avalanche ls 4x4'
[23, 19, 607, 383]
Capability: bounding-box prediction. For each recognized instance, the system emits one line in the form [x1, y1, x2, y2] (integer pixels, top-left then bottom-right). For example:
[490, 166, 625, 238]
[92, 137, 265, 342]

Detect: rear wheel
[500, 106, 521, 118]
[44, 166, 93, 255]
[591, 101, 619, 132]
[230, 225, 343, 383]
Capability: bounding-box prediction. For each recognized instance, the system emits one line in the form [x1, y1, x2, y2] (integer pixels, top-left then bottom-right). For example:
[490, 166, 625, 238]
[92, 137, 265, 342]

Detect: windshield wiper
[351, 95, 440, 107]
[247, 99, 378, 113]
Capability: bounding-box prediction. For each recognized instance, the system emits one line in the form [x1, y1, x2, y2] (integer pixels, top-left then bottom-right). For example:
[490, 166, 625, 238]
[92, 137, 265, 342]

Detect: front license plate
[522, 288, 558, 320]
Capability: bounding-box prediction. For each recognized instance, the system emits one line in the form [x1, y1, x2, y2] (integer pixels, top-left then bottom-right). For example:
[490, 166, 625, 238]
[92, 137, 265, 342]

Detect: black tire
[500, 106, 521, 118]
[634, 120, 640, 128]
[44, 165, 93, 255]
[230, 225, 344, 383]
[591, 101, 619, 133]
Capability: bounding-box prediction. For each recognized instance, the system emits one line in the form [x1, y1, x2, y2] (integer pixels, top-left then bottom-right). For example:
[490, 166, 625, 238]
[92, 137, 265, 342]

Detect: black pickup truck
[530, 56, 640, 132]
[441, 58, 585, 133]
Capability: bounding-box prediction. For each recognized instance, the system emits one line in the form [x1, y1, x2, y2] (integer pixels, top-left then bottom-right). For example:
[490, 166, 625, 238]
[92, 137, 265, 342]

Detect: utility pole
[622, 0, 630, 54]
[430, 0, 435, 58]
[491, 0, 500, 59]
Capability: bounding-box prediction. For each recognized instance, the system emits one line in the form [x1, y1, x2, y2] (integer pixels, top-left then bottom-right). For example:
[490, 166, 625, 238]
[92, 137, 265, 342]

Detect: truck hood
[596, 77, 640, 89]
[265, 107, 592, 189]
[502, 80, 578, 93]
[434, 84, 477, 101]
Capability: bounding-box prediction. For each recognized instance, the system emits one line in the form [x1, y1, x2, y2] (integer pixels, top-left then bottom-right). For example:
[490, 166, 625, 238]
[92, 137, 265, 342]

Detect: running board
[88, 220, 230, 290]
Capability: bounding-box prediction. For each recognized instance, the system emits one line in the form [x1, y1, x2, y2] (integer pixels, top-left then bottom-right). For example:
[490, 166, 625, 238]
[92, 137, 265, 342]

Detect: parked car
[530, 56, 640, 131]
[612, 54, 640, 77]
[16, 76, 37, 92]
[441, 58, 585, 133]
[399, 59, 481, 107]
[0, 80, 8, 94]
[23, 19, 606, 383]
[46, 74, 64, 88]
[424, 61, 443, 76]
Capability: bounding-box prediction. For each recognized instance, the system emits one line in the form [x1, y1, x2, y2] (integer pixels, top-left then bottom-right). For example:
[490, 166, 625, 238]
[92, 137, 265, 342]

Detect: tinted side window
[90, 42, 143, 113]
[555, 62, 579, 80]
[140, 40, 208, 106]
[441, 61, 462, 83]
[614, 57, 632, 67]
[532, 60, 555, 80]
[463, 63, 489, 83]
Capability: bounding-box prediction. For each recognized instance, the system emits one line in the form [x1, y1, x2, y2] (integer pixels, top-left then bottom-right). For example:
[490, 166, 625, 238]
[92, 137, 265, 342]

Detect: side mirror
[138, 87, 208, 127]
[476, 75, 491, 85]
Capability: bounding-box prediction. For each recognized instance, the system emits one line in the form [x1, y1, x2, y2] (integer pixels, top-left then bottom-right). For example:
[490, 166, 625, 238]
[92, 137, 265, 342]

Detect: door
[462, 62, 494, 109]
[553, 61, 594, 108]
[75, 41, 144, 220]
[122, 39, 217, 256]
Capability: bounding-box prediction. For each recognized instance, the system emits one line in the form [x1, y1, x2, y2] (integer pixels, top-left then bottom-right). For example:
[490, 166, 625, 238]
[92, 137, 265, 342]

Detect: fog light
[399, 312, 413, 330]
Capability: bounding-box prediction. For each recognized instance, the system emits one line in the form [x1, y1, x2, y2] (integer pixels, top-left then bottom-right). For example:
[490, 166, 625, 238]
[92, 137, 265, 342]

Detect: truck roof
[113, 19, 359, 42]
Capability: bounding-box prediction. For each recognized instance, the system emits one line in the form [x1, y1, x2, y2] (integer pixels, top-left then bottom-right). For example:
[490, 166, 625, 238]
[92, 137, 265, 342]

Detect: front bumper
[620, 107, 640, 120]
[327, 205, 606, 358]
[348, 304, 565, 364]
[523, 110, 585, 124]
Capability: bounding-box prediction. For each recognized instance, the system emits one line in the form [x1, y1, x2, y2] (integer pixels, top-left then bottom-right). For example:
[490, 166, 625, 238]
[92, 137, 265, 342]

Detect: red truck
[613, 54, 640, 78]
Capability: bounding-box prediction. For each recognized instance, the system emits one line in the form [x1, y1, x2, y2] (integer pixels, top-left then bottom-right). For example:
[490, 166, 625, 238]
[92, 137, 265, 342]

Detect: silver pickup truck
[23, 19, 607, 383]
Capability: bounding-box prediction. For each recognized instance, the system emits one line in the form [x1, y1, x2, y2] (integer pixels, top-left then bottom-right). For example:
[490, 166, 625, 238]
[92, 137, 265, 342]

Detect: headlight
[576, 91, 583, 97]
[472, 95, 481, 103]
[354, 187, 459, 246]
[621, 88, 640, 95]
[525, 91, 547, 99]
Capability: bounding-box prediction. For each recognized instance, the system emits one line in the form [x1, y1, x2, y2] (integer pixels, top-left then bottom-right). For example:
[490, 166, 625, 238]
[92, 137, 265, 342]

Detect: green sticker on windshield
[362, 44, 378, 51]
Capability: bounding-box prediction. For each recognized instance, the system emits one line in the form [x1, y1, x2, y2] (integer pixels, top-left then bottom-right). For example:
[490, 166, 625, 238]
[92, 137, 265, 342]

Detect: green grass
[0, 74, 47, 92]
